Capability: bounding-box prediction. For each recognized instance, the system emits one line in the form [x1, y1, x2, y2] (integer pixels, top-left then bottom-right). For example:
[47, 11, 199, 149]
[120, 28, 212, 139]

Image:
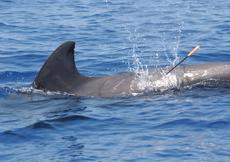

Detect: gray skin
[33, 41, 230, 97]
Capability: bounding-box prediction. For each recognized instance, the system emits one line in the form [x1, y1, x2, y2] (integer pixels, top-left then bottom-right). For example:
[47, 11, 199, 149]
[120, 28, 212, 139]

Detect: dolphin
[33, 41, 230, 97]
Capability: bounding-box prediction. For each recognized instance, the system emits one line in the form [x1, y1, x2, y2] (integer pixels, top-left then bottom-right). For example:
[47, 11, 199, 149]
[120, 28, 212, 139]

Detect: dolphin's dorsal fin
[33, 41, 80, 92]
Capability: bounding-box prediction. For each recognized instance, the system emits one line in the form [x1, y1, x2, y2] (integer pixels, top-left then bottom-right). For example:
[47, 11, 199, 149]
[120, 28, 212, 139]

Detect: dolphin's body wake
[33, 41, 230, 97]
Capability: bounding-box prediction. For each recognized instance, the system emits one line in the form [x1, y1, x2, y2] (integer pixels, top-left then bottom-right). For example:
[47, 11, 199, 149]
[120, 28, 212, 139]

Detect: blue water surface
[0, 0, 230, 161]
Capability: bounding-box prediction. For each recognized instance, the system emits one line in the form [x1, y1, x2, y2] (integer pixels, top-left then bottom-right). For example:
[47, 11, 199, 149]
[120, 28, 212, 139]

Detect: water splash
[162, 22, 184, 67]
[130, 70, 182, 96]
[125, 23, 184, 95]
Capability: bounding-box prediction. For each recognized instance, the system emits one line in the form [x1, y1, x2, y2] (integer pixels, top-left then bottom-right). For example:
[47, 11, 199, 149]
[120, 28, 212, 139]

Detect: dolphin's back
[33, 41, 230, 97]
[32, 41, 134, 96]
[180, 63, 230, 86]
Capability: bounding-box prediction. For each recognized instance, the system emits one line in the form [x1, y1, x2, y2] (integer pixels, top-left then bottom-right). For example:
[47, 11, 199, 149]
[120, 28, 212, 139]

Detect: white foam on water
[13, 86, 74, 97]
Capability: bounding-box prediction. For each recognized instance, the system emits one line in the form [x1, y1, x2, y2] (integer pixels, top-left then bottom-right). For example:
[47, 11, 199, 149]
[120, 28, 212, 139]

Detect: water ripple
[154, 118, 230, 129]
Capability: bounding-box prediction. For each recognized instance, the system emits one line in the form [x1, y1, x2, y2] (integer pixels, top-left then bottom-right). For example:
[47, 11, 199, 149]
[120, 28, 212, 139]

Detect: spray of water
[163, 22, 184, 67]
[125, 23, 184, 95]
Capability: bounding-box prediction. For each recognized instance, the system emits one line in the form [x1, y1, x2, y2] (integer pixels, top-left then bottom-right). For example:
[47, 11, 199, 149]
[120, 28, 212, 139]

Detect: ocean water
[0, 0, 230, 161]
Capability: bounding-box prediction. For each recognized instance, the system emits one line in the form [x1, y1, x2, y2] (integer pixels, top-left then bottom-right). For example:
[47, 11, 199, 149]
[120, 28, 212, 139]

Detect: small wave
[2, 130, 25, 137]
[0, 114, 93, 142]
[154, 118, 230, 129]
[0, 22, 17, 29]
[154, 119, 204, 129]
[0, 124, 53, 143]
[0, 130, 28, 143]
[208, 120, 230, 128]
[47, 115, 93, 122]
[27, 121, 54, 129]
